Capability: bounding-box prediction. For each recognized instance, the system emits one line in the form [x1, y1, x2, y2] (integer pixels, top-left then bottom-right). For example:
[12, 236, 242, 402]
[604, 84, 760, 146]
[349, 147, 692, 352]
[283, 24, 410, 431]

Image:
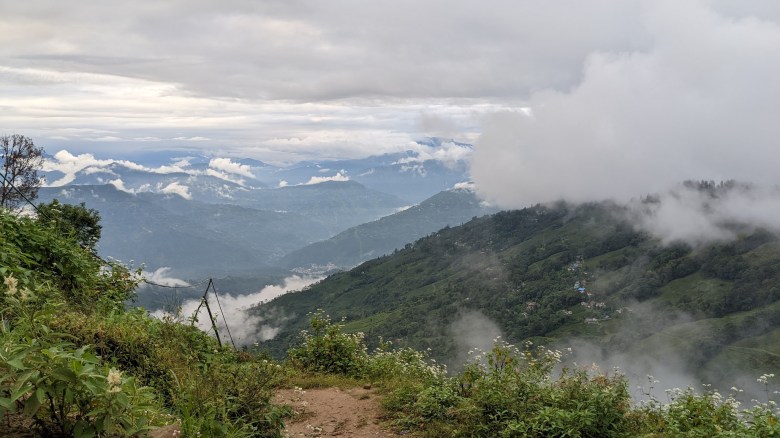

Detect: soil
[274, 386, 399, 437]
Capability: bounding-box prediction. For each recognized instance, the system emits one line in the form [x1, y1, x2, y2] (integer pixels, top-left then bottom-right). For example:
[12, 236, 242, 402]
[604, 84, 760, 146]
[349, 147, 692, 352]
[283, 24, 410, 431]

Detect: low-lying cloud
[139, 267, 190, 288]
[160, 181, 192, 200]
[471, 1, 780, 245]
[208, 158, 254, 178]
[303, 171, 349, 185]
[152, 275, 322, 345]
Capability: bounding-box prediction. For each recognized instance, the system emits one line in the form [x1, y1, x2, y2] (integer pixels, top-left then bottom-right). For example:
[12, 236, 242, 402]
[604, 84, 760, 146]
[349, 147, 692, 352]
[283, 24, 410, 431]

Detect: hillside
[279, 187, 497, 269]
[37, 185, 332, 277]
[3, 201, 779, 437]
[254, 201, 780, 389]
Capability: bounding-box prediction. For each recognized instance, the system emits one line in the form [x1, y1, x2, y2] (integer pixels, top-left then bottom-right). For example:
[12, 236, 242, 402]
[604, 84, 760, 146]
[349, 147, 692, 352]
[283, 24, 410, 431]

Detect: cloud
[140, 267, 190, 288]
[108, 178, 134, 194]
[448, 309, 504, 370]
[471, 1, 780, 209]
[204, 168, 246, 186]
[151, 275, 322, 345]
[4, 2, 778, 162]
[302, 171, 349, 185]
[398, 141, 473, 169]
[208, 157, 254, 178]
[43, 150, 190, 187]
[627, 183, 780, 245]
[452, 181, 475, 191]
[160, 181, 192, 200]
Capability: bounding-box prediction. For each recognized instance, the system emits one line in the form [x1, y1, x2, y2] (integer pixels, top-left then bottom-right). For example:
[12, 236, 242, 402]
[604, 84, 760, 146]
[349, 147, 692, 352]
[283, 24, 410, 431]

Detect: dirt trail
[274, 386, 399, 437]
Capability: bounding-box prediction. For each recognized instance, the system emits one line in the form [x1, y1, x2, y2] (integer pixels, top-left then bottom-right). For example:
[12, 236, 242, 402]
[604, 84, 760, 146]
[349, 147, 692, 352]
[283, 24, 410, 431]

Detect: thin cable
[142, 278, 210, 289]
[210, 281, 237, 349]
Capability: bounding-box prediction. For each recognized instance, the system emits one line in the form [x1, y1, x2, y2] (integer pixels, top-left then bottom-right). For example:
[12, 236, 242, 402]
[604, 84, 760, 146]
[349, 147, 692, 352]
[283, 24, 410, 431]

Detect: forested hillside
[255, 200, 780, 388]
[279, 187, 496, 269]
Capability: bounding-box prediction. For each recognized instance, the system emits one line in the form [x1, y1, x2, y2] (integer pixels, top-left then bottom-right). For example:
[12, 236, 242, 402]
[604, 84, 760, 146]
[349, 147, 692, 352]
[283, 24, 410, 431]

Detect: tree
[0, 134, 44, 211]
[37, 199, 102, 251]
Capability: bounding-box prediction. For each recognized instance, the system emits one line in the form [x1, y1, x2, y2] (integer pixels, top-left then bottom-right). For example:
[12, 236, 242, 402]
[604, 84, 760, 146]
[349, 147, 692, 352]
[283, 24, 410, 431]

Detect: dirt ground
[274, 386, 399, 437]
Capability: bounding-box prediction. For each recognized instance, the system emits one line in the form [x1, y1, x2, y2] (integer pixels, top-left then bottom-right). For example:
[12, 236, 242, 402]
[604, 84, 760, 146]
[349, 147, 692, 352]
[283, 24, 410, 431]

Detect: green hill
[279, 187, 497, 269]
[253, 201, 780, 387]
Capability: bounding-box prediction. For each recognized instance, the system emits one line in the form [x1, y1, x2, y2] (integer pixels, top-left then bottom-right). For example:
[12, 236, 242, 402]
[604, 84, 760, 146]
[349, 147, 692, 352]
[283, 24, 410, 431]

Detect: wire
[0, 171, 51, 221]
[210, 281, 237, 349]
[142, 278, 210, 289]
[3, 172, 241, 349]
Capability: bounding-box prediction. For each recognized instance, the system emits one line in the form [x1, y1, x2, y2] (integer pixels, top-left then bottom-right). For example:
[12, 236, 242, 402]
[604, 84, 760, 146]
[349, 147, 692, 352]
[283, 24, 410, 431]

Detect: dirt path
[274, 386, 399, 437]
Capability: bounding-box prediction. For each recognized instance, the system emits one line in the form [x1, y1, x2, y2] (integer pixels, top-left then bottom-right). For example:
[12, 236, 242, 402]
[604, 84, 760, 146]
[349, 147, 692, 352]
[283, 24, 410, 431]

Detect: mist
[151, 275, 322, 346]
[471, 1, 780, 237]
[448, 309, 504, 370]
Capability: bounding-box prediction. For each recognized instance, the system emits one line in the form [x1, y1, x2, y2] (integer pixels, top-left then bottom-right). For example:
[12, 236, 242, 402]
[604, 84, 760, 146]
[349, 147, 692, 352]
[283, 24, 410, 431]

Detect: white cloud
[108, 178, 134, 194]
[140, 267, 190, 288]
[302, 171, 349, 185]
[43, 150, 194, 187]
[2, 1, 777, 163]
[151, 275, 322, 345]
[205, 168, 245, 186]
[399, 141, 473, 168]
[628, 184, 780, 245]
[452, 181, 475, 191]
[472, 1, 780, 209]
[160, 181, 192, 200]
[208, 157, 254, 178]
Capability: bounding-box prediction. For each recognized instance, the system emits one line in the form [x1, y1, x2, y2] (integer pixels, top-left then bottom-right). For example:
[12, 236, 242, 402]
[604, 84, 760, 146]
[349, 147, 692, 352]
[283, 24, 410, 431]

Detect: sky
[1, 1, 778, 182]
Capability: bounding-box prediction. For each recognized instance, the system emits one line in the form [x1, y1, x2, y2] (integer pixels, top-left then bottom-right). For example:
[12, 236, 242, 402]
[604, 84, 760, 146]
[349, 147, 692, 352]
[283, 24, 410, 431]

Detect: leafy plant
[288, 310, 369, 376]
[0, 328, 164, 437]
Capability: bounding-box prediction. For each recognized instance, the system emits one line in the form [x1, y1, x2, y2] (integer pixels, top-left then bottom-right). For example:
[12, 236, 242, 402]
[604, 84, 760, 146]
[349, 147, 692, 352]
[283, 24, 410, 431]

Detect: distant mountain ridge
[279, 187, 497, 269]
[40, 138, 472, 204]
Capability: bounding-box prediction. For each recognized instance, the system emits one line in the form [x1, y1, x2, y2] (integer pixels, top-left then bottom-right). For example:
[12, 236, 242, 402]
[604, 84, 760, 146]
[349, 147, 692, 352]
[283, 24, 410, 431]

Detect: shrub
[0, 327, 165, 437]
[288, 310, 369, 376]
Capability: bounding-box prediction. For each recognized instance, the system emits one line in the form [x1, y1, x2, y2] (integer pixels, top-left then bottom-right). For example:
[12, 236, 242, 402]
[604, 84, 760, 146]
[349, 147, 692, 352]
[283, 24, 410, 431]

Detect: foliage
[0, 208, 290, 437]
[37, 199, 102, 251]
[257, 201, 780, 389]
[0, 211, 137, 310]
[0, 327, 164, 437]
[0, 134, 44, 211]
[288, 310, 369, 376]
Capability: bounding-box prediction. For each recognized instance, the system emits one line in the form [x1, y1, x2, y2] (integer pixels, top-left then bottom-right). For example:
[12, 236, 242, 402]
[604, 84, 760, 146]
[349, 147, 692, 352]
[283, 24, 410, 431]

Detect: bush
[1, 209, 289, 437]
[288, 310, 369, 376]
[0, 326, 165, 436]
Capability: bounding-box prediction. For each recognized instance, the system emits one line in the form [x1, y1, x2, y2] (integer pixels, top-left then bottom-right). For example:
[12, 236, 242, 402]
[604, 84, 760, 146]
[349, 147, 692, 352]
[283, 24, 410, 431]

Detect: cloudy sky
[1, 1, 778, 182]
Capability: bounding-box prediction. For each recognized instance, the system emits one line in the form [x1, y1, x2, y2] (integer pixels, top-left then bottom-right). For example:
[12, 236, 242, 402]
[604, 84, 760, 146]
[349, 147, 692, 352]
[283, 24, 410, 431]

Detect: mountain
[235, 181, 406, 234]
[252, 201, 780, 391]
[279, 187, 497, 269]
[270, 139, 472, 203]
[36, 185, 332, 277]
[40, 138, 472, 204]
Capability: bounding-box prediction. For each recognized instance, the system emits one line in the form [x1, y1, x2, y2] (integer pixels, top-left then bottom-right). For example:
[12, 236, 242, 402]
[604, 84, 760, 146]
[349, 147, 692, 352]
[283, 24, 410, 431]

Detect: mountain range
[36, 139, 477, 278]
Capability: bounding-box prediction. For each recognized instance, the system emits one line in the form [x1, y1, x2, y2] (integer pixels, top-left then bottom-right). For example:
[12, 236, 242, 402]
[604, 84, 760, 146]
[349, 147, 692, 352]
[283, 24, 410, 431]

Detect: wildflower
[107, 368, 122, 392]
[3, 275, 18, 295]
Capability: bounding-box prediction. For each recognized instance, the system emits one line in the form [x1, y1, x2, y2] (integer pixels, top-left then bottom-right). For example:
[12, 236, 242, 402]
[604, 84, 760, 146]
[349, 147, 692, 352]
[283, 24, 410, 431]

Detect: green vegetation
[0, 209, 289, 436]
[37, 199, 102, 251]
[4, 192, 780, 436]
[285, 311, 780, 437]
[256, 201, 780, 387]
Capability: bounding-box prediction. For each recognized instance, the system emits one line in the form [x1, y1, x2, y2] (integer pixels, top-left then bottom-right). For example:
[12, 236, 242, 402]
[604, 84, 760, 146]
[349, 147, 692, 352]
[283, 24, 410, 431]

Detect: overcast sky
[1, 1, 778, 174]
